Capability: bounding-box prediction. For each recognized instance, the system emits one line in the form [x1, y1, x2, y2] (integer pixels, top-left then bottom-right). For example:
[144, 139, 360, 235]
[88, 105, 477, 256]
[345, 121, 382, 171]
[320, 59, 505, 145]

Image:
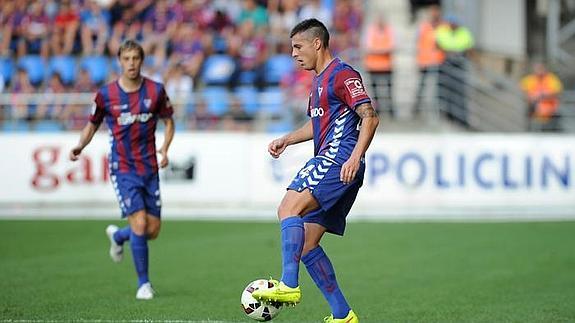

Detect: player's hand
[69, 146, 83, 161]
[268, 137, 288, 159]
[340, 157, 361, 184]
[158, 148, 169, 168]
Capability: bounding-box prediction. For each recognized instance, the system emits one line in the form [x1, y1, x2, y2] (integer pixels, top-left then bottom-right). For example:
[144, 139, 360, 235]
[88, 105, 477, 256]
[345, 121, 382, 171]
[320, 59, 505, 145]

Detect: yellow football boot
[324, 310, 359, 323]
[251, 280, 301, 305]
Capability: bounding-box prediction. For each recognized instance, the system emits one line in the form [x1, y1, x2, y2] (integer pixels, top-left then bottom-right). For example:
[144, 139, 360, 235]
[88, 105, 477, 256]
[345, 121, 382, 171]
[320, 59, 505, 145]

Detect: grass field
[1, 220, 575, 322]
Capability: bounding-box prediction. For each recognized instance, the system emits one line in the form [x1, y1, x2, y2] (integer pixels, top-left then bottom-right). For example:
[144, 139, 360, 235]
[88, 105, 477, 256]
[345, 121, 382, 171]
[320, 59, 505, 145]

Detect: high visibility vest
[417, 22, 445, 68]
[363, 24, 394, 72]
[521, 73, 563, 119]
[435, 24, 474, 53]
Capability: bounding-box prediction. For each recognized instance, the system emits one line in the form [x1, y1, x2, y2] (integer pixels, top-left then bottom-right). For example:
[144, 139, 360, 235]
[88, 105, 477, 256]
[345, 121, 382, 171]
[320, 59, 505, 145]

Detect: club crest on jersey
[318, 86, 323, 97]
[144, 98, 151, 109]
[344, 78, 366, 98]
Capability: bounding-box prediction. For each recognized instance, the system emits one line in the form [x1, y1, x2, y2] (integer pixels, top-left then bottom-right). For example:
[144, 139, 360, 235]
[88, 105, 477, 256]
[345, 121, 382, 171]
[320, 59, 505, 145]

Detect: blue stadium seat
[266, 120, 293, 133]
[18, 55, 46, 86]
[264, 54, 294, 85]
[239, 70, 256, 85]
[80, 55, 109, 85]
[212, 36, 228, 54]
[201, 55, 235, 85]
[49, 55, 77, 85]
[202, 86, 229, 116]
[34, 120, 64, 132]
[0, 57, 15, 85]
[260, 87, 285, 115]
[2, 121, 31, 132]
[234, 86, 260, 115]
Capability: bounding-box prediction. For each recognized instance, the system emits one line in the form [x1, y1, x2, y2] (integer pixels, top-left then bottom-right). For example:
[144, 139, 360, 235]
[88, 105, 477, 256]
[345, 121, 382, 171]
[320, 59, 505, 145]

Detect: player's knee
[277, 202, 300, 219]
[146, 225, 160, 240]
[130, 218, 147, 235]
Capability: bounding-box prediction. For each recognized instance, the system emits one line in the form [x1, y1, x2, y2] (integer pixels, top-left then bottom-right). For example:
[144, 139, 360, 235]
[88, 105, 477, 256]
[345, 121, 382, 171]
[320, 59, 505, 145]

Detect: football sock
[280, 216, 304, 288]
[113, 226, 131, 245]
[130, 231, 149, 287]
[302, 246, 350, 319]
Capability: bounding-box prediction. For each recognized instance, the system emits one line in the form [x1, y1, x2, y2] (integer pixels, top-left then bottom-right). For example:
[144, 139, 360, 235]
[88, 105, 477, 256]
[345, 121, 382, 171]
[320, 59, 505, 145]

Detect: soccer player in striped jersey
[69, 40, 174, 300]
[252, 19, 379, 323]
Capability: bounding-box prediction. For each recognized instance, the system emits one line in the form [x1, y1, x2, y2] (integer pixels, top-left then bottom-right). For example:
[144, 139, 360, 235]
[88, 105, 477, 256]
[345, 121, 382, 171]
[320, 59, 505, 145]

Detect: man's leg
[302, 223, 352, 320]
[252, 189, 319, 304]
[128, 210, 150, 289]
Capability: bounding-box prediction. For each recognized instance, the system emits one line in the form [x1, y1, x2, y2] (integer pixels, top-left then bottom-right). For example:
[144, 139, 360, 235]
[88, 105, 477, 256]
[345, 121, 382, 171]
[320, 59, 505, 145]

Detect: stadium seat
[239, 70, 257, 85]
[18, 55, 46, 86]
[212, 36, 228, 54]
[234, 86, 260, 115]
[264, 54, 295, 85]
[49, 55, 77, 85]
[34, 120, 64, 132]
[80, 55, 109, 85]
[2, 121, 31, 132]
[0, 57, 14, 85]
[201, 55, 235, 86]
[266, 120, 293, 133]
[202, 86, 229, 116]
[260, 87, 285, 116]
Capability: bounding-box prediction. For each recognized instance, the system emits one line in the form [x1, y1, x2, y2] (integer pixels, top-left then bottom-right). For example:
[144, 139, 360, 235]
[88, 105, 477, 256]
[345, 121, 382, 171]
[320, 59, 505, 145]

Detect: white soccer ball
[241, 279, 283, 321]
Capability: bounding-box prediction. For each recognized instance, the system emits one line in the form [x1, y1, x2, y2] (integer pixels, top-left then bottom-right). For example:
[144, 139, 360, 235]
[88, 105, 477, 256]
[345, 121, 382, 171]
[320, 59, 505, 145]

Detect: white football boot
[105, 225, 123, 263]
[136, 282, 155, 300]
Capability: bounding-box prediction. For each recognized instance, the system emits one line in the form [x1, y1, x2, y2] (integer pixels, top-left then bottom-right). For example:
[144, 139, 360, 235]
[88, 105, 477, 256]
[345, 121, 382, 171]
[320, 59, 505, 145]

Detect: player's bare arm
[69, 122, 100, 161]
[340, 103, 379, 184]
[158, 117, 175, 168]
[268, 120, 314, 159]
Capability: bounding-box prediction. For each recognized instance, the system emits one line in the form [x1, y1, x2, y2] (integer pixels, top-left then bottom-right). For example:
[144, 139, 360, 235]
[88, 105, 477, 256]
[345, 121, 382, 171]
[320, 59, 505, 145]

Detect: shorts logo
[344, 78, 365, 98]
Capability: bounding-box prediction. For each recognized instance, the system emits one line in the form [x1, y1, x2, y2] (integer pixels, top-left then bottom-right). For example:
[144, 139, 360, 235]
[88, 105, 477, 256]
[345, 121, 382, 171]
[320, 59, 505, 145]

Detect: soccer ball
[241, 279, 283, 321]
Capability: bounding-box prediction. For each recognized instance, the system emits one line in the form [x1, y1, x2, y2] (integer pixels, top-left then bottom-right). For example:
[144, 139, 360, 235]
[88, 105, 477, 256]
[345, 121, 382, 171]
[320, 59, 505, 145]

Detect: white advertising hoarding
[0, 133, 573, 220]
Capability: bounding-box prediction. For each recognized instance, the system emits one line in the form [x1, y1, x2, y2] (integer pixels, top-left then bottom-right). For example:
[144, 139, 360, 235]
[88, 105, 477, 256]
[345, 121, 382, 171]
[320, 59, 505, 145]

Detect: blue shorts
[111, 172, 162, 218]
[287, 156, 364, 236]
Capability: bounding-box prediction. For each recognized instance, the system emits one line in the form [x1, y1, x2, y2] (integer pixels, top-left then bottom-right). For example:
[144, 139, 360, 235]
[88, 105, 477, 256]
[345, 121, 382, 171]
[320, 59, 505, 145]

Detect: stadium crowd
[0, 0, 364, 131]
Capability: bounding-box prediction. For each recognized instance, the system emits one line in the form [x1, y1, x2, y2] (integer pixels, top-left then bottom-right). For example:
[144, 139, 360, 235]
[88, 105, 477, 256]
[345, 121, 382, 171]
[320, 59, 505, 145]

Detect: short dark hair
[290, 19, 329, 48]
[117, 39, 145, 59]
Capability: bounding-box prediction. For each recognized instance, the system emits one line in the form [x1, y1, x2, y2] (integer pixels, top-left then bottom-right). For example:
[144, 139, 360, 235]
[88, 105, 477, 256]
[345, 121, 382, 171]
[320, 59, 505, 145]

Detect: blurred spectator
[142, 0, 179, 68]
[179, 0, 213, 29]
[74, 68, 98, 92]
[333, 0, 362, 35]
[36, 73, 68, 121]
[10, 67, 35, 121]
[299, 0, 332, 29]
[64, 68, 96, 130]
[18, 1, 51, 57]
[280, 60, 313, 125]
[0, 0, 26, 56]
[80, 0, 111, 55]
[520, 63, 563, 131]
[221, 96, 253, 131]
[165, 63, 194, 106]
[107, 7, 143, 55]
[436, 15, 474, 127]
[268, 0, 299, 51]
[51, 0, 80, 55]
[188, 99, 219, 130]
[413, 5, 445, 115]
[409, 0, 441, 24]
[168, 23, 205, 82]
[237, 0, 268, 29]
[228, 21, 267, 89]
[362, 15, 395, 116]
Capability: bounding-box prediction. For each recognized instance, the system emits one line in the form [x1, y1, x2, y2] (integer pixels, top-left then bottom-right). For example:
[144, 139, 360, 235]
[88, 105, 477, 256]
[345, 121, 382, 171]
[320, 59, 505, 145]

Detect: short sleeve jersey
[90, 77, 173, 175]
[308, 58, 371, 164]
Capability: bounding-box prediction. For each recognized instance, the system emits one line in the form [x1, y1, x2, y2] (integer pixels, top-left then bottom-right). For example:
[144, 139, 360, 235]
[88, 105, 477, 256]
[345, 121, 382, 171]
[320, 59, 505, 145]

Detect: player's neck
[314, 51, 335, 75]
[118, 75, 144, 93]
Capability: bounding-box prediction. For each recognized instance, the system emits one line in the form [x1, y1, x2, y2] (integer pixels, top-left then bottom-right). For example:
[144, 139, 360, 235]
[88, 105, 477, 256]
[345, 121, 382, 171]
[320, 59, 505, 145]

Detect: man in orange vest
[363, 16, 395, 117]
[520, 63, 563, 131]
[413, 5, 445, 115]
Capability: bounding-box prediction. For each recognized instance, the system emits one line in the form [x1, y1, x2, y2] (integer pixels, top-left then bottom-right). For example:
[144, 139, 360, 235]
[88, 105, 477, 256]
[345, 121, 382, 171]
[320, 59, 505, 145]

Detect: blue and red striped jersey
[307, 58, 371, 164]
[89, 77, 173, 175]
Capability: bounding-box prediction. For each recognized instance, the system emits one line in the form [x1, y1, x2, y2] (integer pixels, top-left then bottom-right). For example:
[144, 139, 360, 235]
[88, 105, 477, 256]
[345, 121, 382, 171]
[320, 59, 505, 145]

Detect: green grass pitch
[1, 220, 574, 322]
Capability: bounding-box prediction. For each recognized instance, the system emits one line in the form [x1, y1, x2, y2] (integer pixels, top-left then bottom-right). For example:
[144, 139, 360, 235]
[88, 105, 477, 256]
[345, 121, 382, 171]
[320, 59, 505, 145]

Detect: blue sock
[302, 246, 351, 319]
[280, 216, 304, 288]
[113, 226, 131, 245]
[130, 231, 149, 287]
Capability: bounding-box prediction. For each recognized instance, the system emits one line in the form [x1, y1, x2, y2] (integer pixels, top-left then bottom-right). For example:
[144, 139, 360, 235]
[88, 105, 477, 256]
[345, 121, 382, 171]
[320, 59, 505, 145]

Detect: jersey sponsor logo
[117, 112, 153, 125]
[344, 78, 366, 98]
[310, 107, 324, 117]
